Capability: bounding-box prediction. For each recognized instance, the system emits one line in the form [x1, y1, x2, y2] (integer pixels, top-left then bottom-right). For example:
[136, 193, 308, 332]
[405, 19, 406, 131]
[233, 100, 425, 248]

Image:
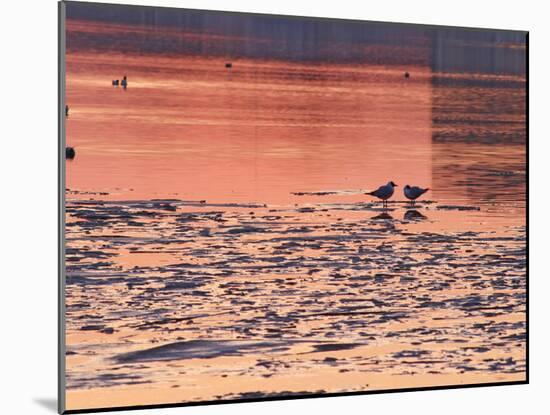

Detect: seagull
[404, 185, 429, 205]
[367, 181, 397, 207]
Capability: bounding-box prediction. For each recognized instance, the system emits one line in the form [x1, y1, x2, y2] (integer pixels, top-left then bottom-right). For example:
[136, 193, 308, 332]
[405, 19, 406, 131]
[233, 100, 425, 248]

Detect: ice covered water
[64, 16, 526, 410]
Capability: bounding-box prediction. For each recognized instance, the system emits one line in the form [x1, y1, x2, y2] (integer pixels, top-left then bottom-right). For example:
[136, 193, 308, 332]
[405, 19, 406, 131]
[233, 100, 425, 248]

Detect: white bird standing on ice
[367, 181, 397, 207]
[404, 185, 429, 205]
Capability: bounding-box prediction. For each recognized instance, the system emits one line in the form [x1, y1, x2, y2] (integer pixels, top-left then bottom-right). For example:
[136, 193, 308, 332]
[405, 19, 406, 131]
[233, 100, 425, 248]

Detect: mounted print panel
[59, 1, 527, 413]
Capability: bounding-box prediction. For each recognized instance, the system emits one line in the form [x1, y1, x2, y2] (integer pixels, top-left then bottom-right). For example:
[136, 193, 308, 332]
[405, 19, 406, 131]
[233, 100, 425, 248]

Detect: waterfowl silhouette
[367, 181, 397, 207]
[404, 185, 429, 205]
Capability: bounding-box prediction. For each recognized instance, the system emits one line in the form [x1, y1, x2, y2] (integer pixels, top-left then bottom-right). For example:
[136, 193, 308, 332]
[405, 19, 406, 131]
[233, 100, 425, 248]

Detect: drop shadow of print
[34, 397, 57, 412]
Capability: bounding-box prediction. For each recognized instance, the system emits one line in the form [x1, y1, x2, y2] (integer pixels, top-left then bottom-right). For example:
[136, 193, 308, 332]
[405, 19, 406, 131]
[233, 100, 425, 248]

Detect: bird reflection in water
[404, 209, 428, 221]
[371, 212, 394, 221]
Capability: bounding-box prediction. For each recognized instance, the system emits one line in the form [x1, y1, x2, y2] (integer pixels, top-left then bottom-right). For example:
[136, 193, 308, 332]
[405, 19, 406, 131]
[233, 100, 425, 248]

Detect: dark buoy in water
[404, 72, 410, 78]
[112, 79, 119, 86]
[65, 105, 69, 117]
[225, 63, 232, 69]
[121, 75, 127, 89]
[66, 147, 76, 159]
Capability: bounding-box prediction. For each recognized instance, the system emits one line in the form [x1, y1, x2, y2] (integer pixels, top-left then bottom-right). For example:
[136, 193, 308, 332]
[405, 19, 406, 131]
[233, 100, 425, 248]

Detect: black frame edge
[63, 380, 528, 414]
[58, 1, 67, 414]
[525, 30, 529, 385]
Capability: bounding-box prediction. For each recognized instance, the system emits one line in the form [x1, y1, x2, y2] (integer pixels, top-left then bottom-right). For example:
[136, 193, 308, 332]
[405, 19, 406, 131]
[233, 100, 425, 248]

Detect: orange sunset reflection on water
[64, 16, 526, 411]
[66, 51, 434, 204]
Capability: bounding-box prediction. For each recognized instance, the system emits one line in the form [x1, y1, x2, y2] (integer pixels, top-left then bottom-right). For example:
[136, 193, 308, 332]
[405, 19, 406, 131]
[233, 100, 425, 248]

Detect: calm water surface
[64, 20, 526, 410]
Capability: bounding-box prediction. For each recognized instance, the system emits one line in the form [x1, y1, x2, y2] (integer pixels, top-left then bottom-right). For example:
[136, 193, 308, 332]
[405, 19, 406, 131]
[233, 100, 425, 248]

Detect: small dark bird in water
[225, 63, 232, 69]
[112, 79, 119, 86]
[66, 147, 76, 159]
[404, 72, 410, 78]
[65, 105, 69, 117]
[404, 185, 429, 205]
[121, 75, 127, 89]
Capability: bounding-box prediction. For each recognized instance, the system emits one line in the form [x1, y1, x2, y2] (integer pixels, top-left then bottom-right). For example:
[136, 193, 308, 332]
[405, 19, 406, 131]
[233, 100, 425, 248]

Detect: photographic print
[60, 1, 527, 412]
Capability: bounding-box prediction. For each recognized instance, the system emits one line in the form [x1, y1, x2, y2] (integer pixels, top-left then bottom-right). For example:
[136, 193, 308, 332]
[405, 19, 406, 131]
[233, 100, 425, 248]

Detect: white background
[0, 0, 545, 413]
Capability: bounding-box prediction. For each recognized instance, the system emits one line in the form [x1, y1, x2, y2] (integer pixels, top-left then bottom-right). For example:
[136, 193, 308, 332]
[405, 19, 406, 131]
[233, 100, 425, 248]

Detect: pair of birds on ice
[112, 75, 128, 88]
[368, 181, 429, 207]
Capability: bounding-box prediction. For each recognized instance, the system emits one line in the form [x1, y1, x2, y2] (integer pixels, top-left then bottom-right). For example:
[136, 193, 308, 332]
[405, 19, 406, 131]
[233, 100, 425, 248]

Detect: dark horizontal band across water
[65, 1, 526, 74]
